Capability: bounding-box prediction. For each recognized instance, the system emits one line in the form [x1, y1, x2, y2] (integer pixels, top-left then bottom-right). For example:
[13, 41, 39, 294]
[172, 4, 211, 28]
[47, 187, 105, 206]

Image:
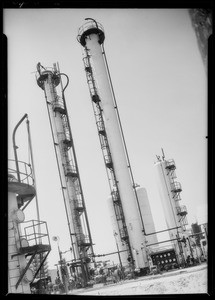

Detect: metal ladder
[82, 49, 132, 255]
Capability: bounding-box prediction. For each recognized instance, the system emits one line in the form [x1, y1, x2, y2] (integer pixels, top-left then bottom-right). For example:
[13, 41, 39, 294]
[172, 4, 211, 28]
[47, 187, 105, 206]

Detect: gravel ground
[70, 264, 207, 295]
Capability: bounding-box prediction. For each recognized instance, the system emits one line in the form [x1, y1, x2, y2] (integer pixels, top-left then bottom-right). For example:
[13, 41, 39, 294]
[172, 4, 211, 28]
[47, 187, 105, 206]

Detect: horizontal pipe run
[145, 226, 181, 236]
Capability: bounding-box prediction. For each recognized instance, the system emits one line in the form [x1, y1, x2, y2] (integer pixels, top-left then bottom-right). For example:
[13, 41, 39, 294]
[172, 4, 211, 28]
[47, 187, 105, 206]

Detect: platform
[19, 244, 51, 256]
[8, 181, 36, 201]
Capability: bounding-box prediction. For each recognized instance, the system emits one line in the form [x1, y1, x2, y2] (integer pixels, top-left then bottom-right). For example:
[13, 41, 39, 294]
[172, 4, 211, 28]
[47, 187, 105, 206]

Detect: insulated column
[36, 64, 94, 285]
[78, 20, 148, 269]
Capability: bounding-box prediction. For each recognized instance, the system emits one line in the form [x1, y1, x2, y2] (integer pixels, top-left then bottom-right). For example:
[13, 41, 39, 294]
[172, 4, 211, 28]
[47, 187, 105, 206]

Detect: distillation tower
[8, 114, 51, 293]
[36, 63, 94, 283]
[77, 19, 149, 269]
[154, 152, 188, 263]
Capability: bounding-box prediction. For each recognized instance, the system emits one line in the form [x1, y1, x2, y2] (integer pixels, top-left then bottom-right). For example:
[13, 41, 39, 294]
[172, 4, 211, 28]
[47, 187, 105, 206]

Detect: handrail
[77, 20, 104, 42]
[177, 205, 187, 212]
[171, 181, 182, 191]
[8, 159, 34, 186]
[53, 95, 64, 109]
[166, 159, 176, 168]
[35, 66, 55, 79]
[20, 220, 50, 246]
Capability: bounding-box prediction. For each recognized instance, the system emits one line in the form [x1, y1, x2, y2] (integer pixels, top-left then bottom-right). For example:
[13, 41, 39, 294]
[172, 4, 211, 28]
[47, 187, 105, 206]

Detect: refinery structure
[8, 114, 51, 293]
[7, 18, 208, 294]
[77, 18, 150, 270]
[36, 62, 94, 287]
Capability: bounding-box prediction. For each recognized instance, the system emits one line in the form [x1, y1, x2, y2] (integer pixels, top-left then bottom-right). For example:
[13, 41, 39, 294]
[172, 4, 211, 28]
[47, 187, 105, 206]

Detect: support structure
[154, 151, 188, 265]
[36, 63, 94, 285]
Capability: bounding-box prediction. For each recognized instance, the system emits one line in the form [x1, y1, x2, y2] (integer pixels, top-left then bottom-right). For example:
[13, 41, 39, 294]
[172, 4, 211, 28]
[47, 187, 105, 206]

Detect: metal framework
[12, 220, 51, 289]
[165, 159, 188, 230]
[8, 114, 51, 291]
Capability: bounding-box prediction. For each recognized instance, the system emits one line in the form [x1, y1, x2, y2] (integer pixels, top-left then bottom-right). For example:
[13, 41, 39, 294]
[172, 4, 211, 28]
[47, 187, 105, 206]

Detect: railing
[64, 164, 77, 176]
[165, 159, 176, 170]
[35, 66, 56, 81]
[76, 233, 90, 245]
[104, 154, 112, 164]
[97, 120, 105, 132]
[171, 181, 182, 192]
[176, 205, 187, 215]
[8, 159, 34, 186]
[74, 198, 84, 209]
[119, 228, 128, 239]
[111, 190, 120, 202]
[82, 235, 91, 245]
[19, 220, 50, 247]
[77, 20, 105, 41]
[36, 66, 60, 89]
[62, 118, 71, 143]
[52, 95, 65, 112]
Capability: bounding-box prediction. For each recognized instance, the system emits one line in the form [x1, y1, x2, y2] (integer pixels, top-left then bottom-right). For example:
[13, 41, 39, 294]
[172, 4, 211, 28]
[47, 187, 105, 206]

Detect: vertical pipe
[12, 113, 28, 182]
[26, 118, 43, 278]
[26, 119, 41, 225]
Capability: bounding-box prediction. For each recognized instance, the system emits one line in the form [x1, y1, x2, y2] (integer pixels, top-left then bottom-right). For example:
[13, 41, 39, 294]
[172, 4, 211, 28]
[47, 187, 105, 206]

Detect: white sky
[5, 8, 207, 269]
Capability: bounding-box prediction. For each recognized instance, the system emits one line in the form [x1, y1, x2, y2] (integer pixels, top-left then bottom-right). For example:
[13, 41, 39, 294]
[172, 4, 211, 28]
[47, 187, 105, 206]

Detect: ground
[70, 263, 207, 295]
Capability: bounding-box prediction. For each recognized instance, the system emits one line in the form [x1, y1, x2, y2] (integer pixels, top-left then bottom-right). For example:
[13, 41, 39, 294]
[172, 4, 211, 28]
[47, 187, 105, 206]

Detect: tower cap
[77, 20, 105, 46]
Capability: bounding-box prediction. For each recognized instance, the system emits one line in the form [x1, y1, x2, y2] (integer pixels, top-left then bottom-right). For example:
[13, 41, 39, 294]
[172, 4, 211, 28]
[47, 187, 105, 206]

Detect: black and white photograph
[5, 5, 211, 295]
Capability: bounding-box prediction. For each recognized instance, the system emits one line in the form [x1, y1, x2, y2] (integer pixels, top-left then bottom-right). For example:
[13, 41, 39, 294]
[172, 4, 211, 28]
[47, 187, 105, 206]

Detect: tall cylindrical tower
[154, 154, 188, 263]
[36, 63, 94, 284]
[77, 19, 148, 269]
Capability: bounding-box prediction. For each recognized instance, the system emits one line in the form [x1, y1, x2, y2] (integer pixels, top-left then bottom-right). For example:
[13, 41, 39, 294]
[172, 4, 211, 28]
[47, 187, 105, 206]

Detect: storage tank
[107, 187, 157, 268]
[135, 187, 158, 247]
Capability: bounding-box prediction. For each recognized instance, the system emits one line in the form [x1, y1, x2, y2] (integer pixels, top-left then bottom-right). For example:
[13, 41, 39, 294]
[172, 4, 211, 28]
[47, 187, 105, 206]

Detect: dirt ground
[70, 263, 207, 295]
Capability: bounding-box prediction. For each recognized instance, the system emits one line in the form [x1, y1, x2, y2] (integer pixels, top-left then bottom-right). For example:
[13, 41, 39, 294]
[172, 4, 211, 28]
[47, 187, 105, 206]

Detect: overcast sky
[5, 8, 207, 269]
